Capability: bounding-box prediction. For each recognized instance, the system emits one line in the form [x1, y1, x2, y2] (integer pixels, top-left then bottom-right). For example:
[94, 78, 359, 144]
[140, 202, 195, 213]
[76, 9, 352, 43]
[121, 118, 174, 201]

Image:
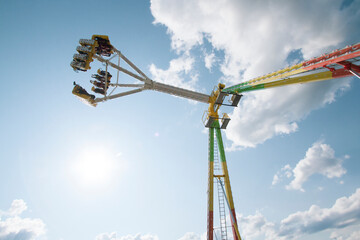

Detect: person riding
[73, 82, 95, 100]
[97, 69, 112, 78]
[91, 86, 105, 95]
[91, 74, 110, 83]
[90, 80, 108, 89]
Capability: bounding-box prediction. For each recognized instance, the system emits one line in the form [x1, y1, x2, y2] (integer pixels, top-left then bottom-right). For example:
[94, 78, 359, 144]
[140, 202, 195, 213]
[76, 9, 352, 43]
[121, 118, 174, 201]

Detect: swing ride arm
[224, 42, 360, 94]
[92, 50, 211, 104]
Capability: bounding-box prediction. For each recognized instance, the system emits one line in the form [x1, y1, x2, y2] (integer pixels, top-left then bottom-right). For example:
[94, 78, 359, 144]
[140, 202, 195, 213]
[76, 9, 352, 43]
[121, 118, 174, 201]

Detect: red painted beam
[207, 211, 213, 240]
[337, 61, 360, 74]
[303, 43, 360, 69]
[303, 50, 360, 71]
[350, 64, 360, 74]
[331, 68, 353, 78]
[230, 209, 241, 240]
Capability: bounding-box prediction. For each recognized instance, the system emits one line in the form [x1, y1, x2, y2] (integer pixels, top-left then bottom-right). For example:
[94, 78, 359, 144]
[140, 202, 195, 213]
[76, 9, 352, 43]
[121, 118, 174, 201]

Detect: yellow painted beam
[247, 63, 305, 85]
[263, 71, 333, 89]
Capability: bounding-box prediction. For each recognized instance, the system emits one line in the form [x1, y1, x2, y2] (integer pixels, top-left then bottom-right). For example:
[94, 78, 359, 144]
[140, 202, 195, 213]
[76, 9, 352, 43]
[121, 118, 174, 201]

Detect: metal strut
[214, 135, 228, 240]
[349, 69, 360, 79]
[214, 123, 242, 240]
[93, 52, 211, 104]
[223, 42, 360, 95]
[216, 177, 228, 240]
[217, 177, 239, 240]
[207, 121, 242, 240]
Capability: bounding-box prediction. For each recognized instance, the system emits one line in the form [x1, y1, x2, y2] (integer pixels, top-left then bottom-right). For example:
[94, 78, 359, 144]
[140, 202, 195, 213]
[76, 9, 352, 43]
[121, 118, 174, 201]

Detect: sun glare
[70, 147, 119, 189]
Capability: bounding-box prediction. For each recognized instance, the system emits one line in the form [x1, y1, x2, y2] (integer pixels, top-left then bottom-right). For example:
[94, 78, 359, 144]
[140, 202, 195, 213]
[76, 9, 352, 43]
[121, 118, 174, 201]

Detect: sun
[70, 146, 119, 189]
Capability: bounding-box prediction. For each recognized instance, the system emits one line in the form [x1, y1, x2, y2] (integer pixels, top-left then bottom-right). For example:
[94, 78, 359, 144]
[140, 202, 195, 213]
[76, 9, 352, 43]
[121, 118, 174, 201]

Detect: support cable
[217, 178, 241, 240]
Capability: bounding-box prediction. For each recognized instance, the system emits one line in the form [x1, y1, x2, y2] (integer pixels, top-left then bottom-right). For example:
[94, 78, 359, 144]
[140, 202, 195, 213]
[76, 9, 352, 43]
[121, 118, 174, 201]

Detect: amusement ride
[70, 35, 360, 240]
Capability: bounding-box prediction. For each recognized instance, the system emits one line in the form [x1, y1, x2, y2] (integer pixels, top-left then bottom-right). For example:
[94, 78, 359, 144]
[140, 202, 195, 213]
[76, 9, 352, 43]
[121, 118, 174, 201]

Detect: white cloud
[204, 52, 215, 71]
[286, 141, 347, 191]
[347, 230, 360, 240]
[272, 141, 347, 191]
[95, 232, 205, 240]
[230, 189, 360, 240]
[236, 211, 275, 240]
[151, 0, 359, 80]
[95, 232, 116, 240]
[0, 200, 46, 240]
[149, 54, 198, 91]
[95, 232, 159, 240]
[0, 199, 27, 217]
[177, 232, 201, 240]
[95, 187, 360, 240]
[277, 188, 360, 239]
[272, 164, 292, 185]
[331, 227, 360, 240]
[226, 81, 350, 149]
[272, 174, 280, 186]
[150, 0, 360, 148]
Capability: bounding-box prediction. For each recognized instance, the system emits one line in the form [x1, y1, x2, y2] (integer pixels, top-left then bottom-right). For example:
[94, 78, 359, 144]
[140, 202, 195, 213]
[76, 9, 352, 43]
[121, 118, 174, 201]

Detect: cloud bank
[235, 188, 360, 239]
[95, 232, 159, 240]
[277, 188, 360, 239]
[97, 188, 360, 240]
[150, 0, 360, 148]
[95, 232, 205, 240]
[287, 141, 347, 191]
[272, 141, 347, 191]
[0, 199, 46, 240]
[149, 54, 199, 91]
[226, 81, 350, 149]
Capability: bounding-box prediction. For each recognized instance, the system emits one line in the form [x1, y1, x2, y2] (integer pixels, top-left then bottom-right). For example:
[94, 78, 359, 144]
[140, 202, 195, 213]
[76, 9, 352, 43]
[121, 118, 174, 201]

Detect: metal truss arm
[94, 53, 211, 103]
[224, 69, 346, 94]
[149, 81, 210, 103]
[94, 54, 148, 83]
[224, 42, 360, 94]
[94, 87, 145, 103]
[113, 48, 150, 80]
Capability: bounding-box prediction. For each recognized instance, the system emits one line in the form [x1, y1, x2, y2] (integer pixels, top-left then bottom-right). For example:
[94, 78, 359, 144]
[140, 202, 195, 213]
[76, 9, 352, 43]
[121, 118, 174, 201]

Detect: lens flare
[70, 146, 118, 189]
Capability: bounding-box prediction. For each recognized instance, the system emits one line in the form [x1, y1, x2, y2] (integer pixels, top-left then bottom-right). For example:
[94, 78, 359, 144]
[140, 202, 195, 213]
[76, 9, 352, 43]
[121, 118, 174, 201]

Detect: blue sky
[0, 0, 359, 240]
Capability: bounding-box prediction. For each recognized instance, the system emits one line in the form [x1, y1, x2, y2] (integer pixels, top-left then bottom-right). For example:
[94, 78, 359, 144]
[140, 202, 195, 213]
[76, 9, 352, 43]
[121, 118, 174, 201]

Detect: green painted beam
[224, 83, 265, 94]
[214, 121, 227, 163]
[209, 127, 214, 162]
